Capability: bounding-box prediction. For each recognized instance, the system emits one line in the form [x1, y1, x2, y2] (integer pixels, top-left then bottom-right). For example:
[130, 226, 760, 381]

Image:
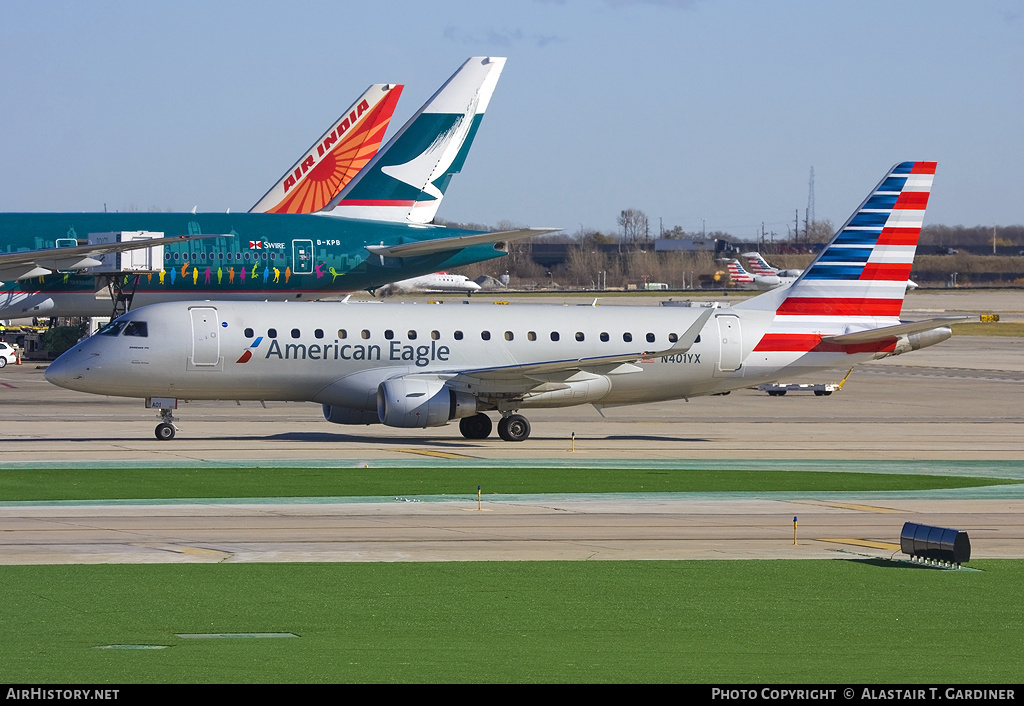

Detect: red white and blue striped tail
[727, 260, 754, 284]
[741, 161, 935, 320]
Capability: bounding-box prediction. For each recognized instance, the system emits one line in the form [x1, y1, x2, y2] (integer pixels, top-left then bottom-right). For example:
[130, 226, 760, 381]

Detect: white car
[0, 341, 18, 367]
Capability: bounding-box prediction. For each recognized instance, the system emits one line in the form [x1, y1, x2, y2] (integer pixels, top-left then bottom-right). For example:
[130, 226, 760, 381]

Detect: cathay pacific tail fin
[320, 57, 506, 224]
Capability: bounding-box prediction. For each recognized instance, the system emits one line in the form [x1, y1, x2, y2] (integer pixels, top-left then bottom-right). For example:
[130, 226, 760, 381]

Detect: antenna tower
[807, 166, 816, 225]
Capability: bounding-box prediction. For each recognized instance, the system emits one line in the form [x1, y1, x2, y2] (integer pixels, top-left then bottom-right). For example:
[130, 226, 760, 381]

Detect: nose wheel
[154, 406, 178, 441]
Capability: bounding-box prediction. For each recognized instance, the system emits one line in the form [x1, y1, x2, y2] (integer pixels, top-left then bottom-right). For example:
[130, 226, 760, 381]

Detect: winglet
[250, 84, 403, 214]
[320, 57, 506, 224]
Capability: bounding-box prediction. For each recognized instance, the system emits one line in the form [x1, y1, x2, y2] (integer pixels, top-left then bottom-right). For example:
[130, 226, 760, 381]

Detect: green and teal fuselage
[0, 212, 503, 318]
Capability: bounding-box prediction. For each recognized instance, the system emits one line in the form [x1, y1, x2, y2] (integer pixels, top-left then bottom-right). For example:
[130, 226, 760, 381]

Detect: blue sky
[1, 0, 1020, 238]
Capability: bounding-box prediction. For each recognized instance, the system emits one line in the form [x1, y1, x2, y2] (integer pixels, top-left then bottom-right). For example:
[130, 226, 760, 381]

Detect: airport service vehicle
[47, 162, 957, 441]
[758, 370, 854, 397]
[1, 58, 555, 319]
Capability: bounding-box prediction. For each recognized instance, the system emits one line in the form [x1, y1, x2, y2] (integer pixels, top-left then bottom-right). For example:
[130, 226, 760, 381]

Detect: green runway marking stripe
[820, 538, 902, 551]
[176, 632, 299, 639]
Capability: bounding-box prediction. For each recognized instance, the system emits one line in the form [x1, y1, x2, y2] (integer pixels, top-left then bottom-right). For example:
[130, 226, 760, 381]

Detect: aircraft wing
[822, 316, 968, 345]
[441, 308, 713, 393]
[0, 234, 221, 281]
[364, 227, 561, 258]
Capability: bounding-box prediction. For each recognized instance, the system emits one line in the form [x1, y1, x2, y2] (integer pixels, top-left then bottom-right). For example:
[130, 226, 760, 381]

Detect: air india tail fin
[738, 162, 937, 350]
[319, 57, 506, 224]
[250, 83, 403, 214]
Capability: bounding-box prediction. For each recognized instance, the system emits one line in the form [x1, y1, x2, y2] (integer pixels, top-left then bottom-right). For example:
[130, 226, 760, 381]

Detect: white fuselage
[45, 299, 904, 416]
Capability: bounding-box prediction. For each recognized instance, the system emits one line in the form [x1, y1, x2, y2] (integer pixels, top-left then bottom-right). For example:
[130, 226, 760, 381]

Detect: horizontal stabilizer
[365, 227, 561, 258]
[822, 316, 967, 345]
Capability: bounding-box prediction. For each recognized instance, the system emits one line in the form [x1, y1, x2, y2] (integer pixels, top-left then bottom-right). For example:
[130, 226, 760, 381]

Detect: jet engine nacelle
[322, 405, 381, 425]
[376, 377, 477, 428]
[875, 326, 953, 359]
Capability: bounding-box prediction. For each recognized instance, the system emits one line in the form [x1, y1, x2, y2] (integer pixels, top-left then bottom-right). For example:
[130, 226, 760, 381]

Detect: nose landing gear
[148, 398, 178, 441]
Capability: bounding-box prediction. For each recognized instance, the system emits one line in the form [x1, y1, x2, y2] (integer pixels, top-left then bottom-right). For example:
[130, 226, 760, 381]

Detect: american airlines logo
[282, 100, 371, 194]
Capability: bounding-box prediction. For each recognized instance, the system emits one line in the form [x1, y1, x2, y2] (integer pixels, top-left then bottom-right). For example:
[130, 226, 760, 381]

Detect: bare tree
[617, 208, 649, 244]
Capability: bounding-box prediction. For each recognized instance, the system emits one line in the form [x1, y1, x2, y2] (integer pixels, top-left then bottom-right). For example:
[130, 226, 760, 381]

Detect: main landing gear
[458, 412, 531, 442]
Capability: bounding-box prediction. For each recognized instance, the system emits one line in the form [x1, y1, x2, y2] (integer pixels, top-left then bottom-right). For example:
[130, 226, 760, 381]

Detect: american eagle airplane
[47, 162, 957, 442]
[1, 57, 556, 318]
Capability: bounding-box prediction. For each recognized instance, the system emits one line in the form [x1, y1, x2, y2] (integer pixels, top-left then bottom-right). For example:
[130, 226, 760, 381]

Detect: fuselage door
[189, 306, 221, 366]
[714, 314, 743, 375]
[292, 239, 314, 275]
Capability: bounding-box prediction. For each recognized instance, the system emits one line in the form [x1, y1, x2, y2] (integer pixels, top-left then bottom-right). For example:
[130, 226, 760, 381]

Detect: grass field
[950, 321, 1024, 337]
[1, 560, 1020, 683]
[1, 466, 1019, 501]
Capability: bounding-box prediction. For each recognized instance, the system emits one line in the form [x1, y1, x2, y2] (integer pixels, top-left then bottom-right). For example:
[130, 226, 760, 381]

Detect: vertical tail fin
[727, 259, 754, 284]
[743, 252, 778, 276]
[250, 84, 403, 214]
[739, 162, 936, 339]
[320, 57, 506, 224]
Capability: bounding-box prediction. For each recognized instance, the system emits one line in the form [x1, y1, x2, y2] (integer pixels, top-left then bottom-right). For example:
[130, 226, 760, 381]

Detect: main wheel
[459, 413, 492, 439]
[497, 414, 531, 442]
[155, 423, 176, 441]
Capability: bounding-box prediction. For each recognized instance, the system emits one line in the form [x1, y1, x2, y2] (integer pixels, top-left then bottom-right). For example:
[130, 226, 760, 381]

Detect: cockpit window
[123, 321, 148, 337]
[97, 321, 126, 336]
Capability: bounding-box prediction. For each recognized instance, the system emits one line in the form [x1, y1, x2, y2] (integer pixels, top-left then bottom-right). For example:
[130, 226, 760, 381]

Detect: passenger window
[268, 328, 277, 338]
[647, 333, 655, 343]
[623, 332, 632, 343]
[338, 329, 347, 339]
[315, 329, 324, 339]
[244, 328, 254, 338]
[550, 332, 560, 342]
[600, 332, 609, 342]
[575, 332, 585, 342]
[123, 321, 148, 337]
[361, 330, 370, 339]
[385, 330, 394, 340]
[504, 331, 514, 341]
[527, 332, 536, 341]
[408, 330, 417, 340]
[431, 330, 440, 340]
[669, 333, 678, 343]
[481, 331, 491, 341]
[454, 331, 464, 340]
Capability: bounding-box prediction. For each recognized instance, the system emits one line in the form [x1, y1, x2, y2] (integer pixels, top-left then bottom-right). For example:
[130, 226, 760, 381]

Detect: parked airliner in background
[744, 252, 803, 279]
[745, 251, 917, 290]
[726, 258, 796, 290]
[1, 57, 556, 319]
[47, 162, 959, 442]
[375, 272, 481, 296]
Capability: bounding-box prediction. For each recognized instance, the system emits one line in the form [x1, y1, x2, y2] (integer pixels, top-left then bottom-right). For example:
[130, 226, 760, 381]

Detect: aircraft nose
[44, 347, 97, 391]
